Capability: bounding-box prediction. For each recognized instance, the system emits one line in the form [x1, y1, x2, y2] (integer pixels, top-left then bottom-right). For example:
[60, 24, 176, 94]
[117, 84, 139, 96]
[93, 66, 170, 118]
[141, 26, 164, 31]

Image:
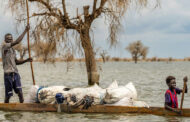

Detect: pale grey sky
[0, 0, 190, 58]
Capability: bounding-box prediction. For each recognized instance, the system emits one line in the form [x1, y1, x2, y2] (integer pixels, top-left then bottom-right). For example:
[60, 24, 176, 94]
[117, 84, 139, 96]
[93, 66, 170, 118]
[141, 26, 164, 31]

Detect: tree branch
[88, 0, 107, 24]
[84, 6, 90, 23]
[61, 0, 71, 26]
[60, 0, 79, 30]
[16, 16, 34, 22]
[92, 0, 97, 14]
[29, 0, 61, 20]
[93, 0, 107, 18]
[33, 12, 57, 17]
[29, 0, 78, 30]
[62, 0, 67, 17]
[29, 0, 52, 12]
[33, 12, 77, 29]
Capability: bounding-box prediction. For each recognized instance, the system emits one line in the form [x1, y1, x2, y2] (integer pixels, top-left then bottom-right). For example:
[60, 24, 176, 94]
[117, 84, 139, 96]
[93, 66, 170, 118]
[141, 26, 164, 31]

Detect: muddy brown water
[0, 62, 190, 122]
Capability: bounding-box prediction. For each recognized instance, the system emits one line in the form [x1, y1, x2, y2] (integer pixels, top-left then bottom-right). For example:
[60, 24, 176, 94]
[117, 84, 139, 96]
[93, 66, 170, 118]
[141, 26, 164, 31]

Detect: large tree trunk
[80, 28, 99, 85]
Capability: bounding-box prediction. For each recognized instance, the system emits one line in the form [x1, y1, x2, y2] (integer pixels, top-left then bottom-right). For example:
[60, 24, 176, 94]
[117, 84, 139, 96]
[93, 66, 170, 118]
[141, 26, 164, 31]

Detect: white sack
[133, 101, 149, 108]
[25, 85, 39, 103]
[106, 80, 118, 89]
[125, 82, 137, 100]
[37, 84, 106, 105]
[69, 84, 106, 105]
[110, 97, 149, 108]
[104, 82, 137, 104]
[37, 86, 68, 104]
[110, 97, 133, 106]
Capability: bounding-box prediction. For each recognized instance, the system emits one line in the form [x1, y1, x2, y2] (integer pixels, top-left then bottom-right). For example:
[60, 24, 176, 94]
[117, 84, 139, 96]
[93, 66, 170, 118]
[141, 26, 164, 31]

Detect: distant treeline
[107, 57, 190, 62]
[0, 57, 189, 62]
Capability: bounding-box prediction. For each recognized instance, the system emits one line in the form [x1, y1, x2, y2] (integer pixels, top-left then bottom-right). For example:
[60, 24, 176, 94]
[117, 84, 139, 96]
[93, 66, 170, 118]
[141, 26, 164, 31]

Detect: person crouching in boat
[1, 25, 32, 103]
[165, 76, 188, 114]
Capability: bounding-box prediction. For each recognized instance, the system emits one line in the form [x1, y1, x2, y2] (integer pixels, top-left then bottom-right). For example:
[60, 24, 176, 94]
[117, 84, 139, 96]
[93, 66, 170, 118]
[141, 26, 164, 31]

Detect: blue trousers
[4, 73, 22, 98]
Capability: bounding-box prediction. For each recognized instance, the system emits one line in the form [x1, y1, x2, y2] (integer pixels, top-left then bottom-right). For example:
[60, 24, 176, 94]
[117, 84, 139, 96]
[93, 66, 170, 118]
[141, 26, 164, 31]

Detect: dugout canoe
[0, 103, 189, 117]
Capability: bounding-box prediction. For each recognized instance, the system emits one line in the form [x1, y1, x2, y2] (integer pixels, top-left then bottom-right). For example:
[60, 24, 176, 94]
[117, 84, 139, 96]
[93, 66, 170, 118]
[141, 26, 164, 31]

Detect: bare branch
[83, 6, 90, 23]
[60, 0, 79, 30]
[62, 0, 67, 16]
[29, 0, 63, 24]
[92, 0, 107, 19]
[33, 13, 78, 30]
[15, 16, 34, 22]
[29, 0, 52, 11]
[92, 0, 97, 14]
[82, 0, 107, 26]
[33, 12, 58, 18]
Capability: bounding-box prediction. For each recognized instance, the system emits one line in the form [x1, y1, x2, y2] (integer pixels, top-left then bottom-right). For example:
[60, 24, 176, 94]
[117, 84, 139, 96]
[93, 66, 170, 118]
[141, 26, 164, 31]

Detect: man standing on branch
[1, 25, 32, 103]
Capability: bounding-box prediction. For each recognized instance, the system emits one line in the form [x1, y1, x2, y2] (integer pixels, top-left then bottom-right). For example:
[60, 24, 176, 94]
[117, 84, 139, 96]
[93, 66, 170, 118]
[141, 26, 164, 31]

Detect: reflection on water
[4, 112, 23, 122]
[0, 62, 190, 121]
[166, 117, 182, 122]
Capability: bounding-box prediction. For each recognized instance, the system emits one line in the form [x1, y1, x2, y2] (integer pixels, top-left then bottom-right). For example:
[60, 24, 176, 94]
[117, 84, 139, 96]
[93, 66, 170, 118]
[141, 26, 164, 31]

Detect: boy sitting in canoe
[165, 76, 188, 114]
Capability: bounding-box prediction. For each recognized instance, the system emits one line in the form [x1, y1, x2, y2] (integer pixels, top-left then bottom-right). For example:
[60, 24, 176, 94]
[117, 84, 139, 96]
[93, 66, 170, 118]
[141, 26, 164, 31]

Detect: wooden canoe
[0, 103, 190, 117]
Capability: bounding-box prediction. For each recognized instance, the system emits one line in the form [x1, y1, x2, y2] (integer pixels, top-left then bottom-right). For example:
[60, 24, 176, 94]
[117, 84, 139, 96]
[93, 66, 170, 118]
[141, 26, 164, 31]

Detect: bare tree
[14, 43, 34, 60]
[100, 50, 107, 63]
[141, 47, 149, 60]
[126, 40, 149, 63]
[32, 40, 57, 62]
[13, 43, 27, 60]
[6, 0, 159, 85]
[64, 49, 74, 72]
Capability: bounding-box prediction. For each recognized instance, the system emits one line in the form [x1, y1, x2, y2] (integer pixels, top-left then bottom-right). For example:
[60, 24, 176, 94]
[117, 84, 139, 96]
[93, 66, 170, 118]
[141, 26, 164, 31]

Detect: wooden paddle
[180, 76, 188, 110]
[26, 0, 36, 85]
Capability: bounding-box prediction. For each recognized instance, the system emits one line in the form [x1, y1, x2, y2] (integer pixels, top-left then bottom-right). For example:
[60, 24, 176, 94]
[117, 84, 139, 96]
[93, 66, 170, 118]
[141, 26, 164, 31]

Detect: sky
[0, 0, 190, 58]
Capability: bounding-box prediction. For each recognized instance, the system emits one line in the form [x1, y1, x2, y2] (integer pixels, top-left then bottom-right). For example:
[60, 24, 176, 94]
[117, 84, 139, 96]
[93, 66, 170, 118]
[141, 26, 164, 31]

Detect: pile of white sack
[25, 80, 149, 108]
[104, 81, 149, 107]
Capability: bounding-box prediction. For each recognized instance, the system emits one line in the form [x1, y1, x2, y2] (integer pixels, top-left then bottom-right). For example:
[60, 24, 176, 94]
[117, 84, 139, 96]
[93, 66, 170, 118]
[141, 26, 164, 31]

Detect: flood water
[0, 62, 190, 122]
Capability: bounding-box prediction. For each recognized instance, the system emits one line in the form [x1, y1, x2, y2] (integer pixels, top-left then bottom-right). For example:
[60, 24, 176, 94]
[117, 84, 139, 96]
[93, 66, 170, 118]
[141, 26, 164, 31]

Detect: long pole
[180, 81, 187, 110]
[26, 0, 36, 85]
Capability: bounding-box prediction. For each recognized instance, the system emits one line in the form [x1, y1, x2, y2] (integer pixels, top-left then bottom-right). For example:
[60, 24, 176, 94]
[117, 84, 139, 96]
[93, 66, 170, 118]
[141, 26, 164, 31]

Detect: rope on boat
[36, 86, 45, 103]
